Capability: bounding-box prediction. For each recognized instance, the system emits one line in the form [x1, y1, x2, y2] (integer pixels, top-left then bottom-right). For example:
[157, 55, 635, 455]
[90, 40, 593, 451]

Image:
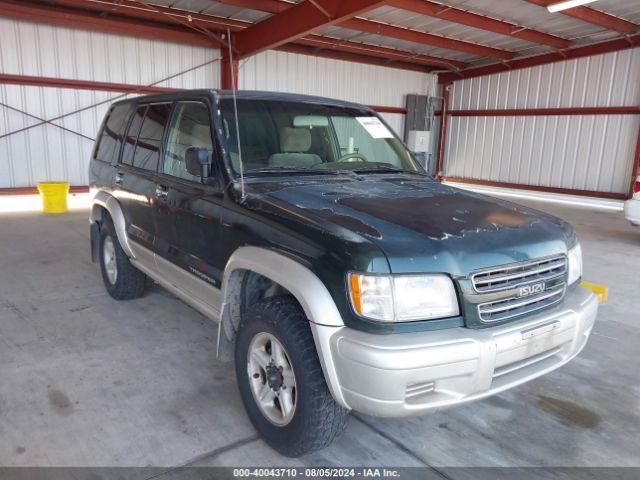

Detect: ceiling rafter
[0, 0, 215, 46]
[69, 0, 465, 69]
[524, 0, 637, 35]
[438, 33, 640, 83]
[215, 0, 569, 50]
[300, 35, 467, 69]
[386, 0, 571, 49]
[278, 43, 434, 72]
[232, 0, 390, 58]
[1, 0, 461, 72]
[340, 17, 513, 60]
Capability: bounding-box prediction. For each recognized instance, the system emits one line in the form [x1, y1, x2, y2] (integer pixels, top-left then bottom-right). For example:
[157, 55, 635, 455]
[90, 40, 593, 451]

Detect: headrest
[280, 127, 311, 152]
[191, 124, 211, 146]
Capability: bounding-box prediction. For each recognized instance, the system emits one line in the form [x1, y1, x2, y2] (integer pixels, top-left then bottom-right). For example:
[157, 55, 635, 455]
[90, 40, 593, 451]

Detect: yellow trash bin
[36, 182, 70, 214]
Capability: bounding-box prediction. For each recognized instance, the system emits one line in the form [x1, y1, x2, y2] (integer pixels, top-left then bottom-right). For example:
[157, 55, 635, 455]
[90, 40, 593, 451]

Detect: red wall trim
[0, 73, 178, 95]
[439, 34, 640, 84]
[369, 105, 407, 114]
[0, 186, 90, 196]
[448, 106, 640, 117]
[0, 73, 405, 118]
[443, 177, 627, 200]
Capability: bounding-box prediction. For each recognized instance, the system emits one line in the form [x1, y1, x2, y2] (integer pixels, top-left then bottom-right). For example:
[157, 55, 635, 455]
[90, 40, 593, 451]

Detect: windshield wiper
[246, 167, 342, 175]
[352, 165, 421, 174]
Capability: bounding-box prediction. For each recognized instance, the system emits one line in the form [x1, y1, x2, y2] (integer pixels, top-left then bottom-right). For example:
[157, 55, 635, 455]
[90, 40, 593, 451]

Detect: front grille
[471, 255, 567, 293]
[478, 284, 565, 323]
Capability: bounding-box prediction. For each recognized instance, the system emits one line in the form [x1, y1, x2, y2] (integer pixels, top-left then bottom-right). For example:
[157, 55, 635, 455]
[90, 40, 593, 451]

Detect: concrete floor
[0, 198, 639, 471]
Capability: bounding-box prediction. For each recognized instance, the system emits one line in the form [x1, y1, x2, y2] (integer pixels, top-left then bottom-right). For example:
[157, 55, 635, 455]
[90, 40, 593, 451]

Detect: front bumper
[311, 286, 597, 417]
[624, 198, 640, 225]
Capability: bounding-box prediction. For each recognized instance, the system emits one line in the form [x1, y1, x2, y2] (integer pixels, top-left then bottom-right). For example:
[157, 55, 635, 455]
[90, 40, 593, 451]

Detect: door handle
[114, 172, 124, 186]
[155, 184, 168, 200]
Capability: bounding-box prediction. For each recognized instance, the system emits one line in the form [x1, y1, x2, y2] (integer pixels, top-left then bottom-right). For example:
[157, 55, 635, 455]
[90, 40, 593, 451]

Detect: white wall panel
[446, 114, 639, 193]
[450, 49, 640, 110]
[444, 48, 640, 195]
[1, 19, 437, 188]
[239, 49, 437, 135]
[0, 18, 219, 188]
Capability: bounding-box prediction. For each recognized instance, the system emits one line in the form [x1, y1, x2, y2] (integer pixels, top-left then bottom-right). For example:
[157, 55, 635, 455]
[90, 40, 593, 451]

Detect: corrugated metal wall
[238, 49, 437, 136]
[444, 48, 640, 195]
[0, 18, 219, 188]
[0, 19, 437, 188]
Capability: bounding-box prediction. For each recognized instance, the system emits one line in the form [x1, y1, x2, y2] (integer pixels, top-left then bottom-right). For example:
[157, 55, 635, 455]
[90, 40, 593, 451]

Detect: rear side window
[121, 105, 146, 166]
[133, 103, 172, 172]
[95, 104, 130, 163]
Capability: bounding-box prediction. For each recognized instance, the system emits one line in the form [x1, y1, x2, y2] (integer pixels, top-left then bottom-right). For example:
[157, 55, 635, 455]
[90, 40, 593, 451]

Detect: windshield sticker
[356, 116, 394, 139]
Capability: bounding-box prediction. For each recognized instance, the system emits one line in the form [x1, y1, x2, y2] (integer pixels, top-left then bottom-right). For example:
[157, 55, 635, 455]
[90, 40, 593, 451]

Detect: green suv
[89, 89, 597, 456]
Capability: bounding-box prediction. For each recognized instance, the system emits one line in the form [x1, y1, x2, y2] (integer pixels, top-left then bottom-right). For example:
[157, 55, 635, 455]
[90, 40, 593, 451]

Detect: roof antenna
[226, 29, 245, 200]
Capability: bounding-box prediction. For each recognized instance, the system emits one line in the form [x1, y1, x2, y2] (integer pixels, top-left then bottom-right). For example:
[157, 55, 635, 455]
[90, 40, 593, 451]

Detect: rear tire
[99, 218, 146, 300]
[235, 296, 350, 457]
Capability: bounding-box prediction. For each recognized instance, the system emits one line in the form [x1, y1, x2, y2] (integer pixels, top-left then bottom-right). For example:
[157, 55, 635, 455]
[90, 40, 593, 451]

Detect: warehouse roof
[3, 0, 639, 82]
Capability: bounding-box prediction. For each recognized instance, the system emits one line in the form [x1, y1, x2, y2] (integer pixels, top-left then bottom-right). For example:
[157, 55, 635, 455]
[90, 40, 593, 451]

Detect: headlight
[348, 273, 459, 322]
[567, 243, 582, 285]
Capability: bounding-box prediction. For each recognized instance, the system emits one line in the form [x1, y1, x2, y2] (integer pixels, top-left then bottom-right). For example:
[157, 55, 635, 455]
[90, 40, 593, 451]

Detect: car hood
[245, 174, 575, 276]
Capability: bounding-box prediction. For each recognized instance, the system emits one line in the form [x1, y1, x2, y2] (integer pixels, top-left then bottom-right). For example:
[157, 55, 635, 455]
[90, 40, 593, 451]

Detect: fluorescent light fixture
[547, 0, 598, 13]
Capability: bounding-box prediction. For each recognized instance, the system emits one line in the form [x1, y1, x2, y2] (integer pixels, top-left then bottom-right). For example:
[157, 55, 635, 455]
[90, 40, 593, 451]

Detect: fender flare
[89, 191, 135, 259]
[217, 246, 348, 408]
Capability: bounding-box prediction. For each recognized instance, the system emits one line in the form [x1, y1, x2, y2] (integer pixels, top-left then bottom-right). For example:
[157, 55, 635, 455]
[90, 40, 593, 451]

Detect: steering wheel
[337, 152, 368, 163]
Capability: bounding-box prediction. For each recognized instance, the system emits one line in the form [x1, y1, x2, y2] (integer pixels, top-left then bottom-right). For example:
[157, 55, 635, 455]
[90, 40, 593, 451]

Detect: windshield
[219, 99, 424, 175]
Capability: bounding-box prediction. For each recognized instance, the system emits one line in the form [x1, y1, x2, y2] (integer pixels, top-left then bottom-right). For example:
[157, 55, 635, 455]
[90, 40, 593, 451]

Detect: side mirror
[185, 146, 211, 182]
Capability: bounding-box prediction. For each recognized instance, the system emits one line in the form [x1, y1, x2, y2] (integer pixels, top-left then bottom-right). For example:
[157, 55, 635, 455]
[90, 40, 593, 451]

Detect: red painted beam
[448, 106, 640, 116]
[0, 72, 404, 115]
[438, 34, 640, 83]
[276, 43, 431, 73]
[298, 35, 467, 70]
[215, 0, 287, 14]
[436, 83, 451, 177]
[0, 185, 89, 195]
[341, 18, 513, 60]
[0, 0, 215, 47]
[218, 0, 498, 61]
[220, 46, 239, 90]
[46, 0, 247, 32]
[216, 0, 569, 50]
[443, 177, 627, 200]
[387, 0, 571, 49]
[367, 105, 407, 114]
[0, 73, 179, 94]
[233, 0, 389, 58]
[525, 0, 637, 35]
[31, 0, 466, 73]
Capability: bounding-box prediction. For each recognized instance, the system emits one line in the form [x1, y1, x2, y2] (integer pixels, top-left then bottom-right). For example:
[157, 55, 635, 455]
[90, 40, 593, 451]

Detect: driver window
[164, 102, 213, 182]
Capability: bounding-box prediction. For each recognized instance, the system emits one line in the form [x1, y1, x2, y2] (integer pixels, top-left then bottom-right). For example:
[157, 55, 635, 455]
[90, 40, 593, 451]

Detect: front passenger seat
[268, 127, 321, 169]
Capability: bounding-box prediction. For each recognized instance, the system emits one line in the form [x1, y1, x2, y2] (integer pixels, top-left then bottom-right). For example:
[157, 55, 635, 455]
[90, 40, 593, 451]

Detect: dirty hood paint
[247, 175, 575, 276]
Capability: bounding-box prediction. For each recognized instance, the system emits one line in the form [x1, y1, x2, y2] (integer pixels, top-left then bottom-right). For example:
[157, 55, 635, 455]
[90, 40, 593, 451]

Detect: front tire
[99, 219, 146, 300]
[235, 296, 350, 457]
